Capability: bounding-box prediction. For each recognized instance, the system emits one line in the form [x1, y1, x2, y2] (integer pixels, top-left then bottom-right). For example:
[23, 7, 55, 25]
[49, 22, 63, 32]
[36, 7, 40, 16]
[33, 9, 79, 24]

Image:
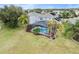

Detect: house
[26, 12, 61, 37]
[27, 12, 54, 32]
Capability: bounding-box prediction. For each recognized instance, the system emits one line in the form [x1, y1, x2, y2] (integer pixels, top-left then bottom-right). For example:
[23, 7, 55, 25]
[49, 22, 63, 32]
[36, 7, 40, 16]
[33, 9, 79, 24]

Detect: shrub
[64, 20, 79, 42]
[0, 5, 25, 28]
[63, 21, 74, 38]
[32, 27, 40, 35]
[60, 11, 70, 18]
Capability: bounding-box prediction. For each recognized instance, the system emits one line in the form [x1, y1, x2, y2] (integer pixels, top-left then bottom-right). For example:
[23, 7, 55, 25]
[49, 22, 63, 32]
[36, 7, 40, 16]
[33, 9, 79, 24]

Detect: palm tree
[47, 19, 57, 39]
[18, 14, 28, 25]
[47, 19, 64, 39]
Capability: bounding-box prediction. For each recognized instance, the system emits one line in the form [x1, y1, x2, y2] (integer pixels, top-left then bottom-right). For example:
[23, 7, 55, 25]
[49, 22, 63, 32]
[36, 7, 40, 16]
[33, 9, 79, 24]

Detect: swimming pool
[39, 27, 48, 35]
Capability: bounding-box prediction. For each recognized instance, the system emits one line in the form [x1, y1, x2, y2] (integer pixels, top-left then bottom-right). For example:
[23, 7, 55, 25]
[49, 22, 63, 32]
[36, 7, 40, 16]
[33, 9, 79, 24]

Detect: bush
[60, 11, 70, 19]
[73, 32, 79, 42]
[0, 5, 25, 28]
[63, 21, 74, 38]
[64, 20, 79, 42]
[32, 27, 40, 35]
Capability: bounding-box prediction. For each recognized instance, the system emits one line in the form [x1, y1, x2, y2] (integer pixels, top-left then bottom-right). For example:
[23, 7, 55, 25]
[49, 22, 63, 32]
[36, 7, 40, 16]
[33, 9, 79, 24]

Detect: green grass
[0, 27, 79, 54]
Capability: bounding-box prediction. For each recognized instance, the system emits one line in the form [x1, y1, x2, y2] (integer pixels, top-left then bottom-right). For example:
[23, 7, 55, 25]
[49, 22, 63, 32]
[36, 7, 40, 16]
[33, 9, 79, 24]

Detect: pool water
[39, 27, 48, 34]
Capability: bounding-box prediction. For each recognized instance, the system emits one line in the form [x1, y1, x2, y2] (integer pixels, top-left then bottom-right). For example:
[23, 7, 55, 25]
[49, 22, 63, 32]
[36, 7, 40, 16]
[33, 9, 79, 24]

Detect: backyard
[0, 26, 79, 53]
[0, 5, 79, 54]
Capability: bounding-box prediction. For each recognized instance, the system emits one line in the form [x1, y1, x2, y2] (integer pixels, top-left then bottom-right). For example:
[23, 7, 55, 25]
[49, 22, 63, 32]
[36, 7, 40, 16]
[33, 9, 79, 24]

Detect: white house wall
[29, 16, 36, 24]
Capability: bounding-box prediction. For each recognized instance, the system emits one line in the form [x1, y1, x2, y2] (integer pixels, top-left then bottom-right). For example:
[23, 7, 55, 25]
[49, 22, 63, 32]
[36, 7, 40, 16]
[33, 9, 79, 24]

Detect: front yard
[0, 27, 79, 53]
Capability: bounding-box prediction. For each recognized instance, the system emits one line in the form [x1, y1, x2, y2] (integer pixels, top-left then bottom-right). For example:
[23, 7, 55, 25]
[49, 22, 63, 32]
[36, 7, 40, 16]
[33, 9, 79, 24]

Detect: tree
[69, 10, 77, 17]
[47, 19, 57, 39]
[32, 9, 42, 13]
[0, 5, 25, 28]
[47, 19, 64, 39]
[18, 14, 28, 25]
[60, 11, 70, 18]
[64, 20, 79, 42]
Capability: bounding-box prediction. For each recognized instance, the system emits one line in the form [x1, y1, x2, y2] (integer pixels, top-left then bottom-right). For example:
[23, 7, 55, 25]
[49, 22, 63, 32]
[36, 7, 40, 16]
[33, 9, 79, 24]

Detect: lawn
[0, 27, 79, 54]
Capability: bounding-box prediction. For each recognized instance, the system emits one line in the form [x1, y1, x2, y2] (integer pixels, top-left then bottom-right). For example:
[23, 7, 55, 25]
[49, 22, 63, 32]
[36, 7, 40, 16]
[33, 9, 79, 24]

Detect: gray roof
[28, 12, 54, 18]
[28, 12, 40, 17]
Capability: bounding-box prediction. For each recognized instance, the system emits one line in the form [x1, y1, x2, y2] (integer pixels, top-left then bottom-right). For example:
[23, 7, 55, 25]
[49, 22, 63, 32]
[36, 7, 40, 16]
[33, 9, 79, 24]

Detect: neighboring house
[75, 10, 79, 16]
